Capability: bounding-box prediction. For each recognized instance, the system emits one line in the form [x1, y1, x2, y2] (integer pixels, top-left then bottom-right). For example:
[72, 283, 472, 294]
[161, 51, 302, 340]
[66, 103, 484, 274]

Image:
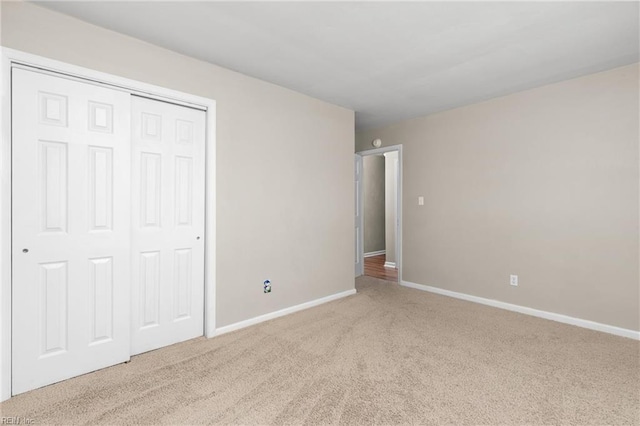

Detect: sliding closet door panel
[131, 96, 205, 355]
[12, 68, 131, 395]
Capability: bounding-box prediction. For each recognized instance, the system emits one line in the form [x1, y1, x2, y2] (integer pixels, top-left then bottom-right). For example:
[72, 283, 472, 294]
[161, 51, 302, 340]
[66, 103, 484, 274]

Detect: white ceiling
[36, 1, 639, 130]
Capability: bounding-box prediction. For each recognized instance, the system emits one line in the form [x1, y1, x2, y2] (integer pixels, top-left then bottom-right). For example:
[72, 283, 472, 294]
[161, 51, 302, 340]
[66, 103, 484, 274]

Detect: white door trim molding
[356, 144, 403, 283]
[354, 154, 363, 277]
[401, 280, 640, 341]
[0, 47, 217, 401]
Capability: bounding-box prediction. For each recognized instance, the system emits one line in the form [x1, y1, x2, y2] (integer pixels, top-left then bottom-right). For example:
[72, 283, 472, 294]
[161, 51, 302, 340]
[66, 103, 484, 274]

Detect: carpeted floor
[1, 276, 639, 425]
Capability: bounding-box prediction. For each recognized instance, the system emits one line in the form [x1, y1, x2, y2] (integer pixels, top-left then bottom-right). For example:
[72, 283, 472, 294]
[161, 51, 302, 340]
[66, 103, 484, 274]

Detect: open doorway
[355, 145, 402, 283]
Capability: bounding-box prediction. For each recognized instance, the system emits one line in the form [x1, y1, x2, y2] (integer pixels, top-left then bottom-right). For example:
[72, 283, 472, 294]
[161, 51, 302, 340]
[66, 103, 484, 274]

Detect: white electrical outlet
[510, 275, 518, 286]
[418, 196, 424, 206]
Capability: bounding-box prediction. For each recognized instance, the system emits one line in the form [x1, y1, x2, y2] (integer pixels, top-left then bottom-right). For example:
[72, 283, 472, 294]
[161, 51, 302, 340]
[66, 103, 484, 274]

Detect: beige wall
[2, 2, 355, 328]
[357, 64, 639, 331]
[363, 155, 385, 254]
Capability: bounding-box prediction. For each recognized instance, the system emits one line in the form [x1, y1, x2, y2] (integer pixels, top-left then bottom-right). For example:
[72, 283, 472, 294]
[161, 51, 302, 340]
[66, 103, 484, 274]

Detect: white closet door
[12, 68, 131, 395]
[131, 96, 205, 355]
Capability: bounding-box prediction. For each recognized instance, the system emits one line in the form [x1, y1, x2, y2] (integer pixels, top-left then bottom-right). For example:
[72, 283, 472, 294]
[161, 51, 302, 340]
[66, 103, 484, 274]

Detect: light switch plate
[418, 196, 424, 206]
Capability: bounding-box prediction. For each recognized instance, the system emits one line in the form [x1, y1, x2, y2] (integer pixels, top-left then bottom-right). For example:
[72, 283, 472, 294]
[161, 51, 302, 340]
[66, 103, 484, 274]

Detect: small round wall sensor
[372, 138, 382, 148]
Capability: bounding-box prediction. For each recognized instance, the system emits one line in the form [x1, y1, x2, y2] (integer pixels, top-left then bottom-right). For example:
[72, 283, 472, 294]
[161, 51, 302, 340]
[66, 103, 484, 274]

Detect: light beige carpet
[1, 276, 639, 425]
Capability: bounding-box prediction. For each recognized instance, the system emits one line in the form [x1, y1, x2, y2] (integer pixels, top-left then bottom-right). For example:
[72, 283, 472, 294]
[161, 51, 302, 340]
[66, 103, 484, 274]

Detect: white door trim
[354, 154, 364, 277]
[356, 144, 403, 283]
[0, 47, 217, 401]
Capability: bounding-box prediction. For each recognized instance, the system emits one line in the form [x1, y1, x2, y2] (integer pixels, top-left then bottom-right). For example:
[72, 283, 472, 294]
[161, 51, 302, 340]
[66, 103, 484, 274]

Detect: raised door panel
[89, 257, 114, 345]
[175, 156, 193, 227]
[173, 248, 192, 321]
[140, 153, 162, 228]
[39, 141, 68, 234]
[140, 251, 161, 328]
[39, 261, 68, 356]
[88, 147, 113, 231]
[39, 92, 68, 127]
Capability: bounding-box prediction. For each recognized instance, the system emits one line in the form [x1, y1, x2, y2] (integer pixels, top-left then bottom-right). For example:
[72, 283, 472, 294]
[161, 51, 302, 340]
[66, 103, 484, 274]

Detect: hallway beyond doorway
[364, 254, 398, 282]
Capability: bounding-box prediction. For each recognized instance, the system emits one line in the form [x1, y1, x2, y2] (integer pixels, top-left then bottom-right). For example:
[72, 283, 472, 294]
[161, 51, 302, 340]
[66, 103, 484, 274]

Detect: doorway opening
[355, 145, 402, 283]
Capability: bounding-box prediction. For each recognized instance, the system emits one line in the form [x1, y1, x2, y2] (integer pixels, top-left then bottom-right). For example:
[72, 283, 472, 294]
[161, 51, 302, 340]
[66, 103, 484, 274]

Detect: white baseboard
[364, 250, 385, 258]
[384, 261, 396, 268]
[215, 289, 357, 336]
[401, 280, 640, 341]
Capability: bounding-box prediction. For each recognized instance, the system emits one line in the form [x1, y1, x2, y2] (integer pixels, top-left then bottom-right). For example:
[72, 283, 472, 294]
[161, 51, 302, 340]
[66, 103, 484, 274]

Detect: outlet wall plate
[510, 275, 518, 286]
[263, 279, 272, 293]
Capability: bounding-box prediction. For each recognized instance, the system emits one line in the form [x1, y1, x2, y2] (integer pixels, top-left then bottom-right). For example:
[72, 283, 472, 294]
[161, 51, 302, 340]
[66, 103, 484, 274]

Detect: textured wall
[363, 155, 385, 254]
[357, 64, 639, 331]
[1, 2, 355, 329]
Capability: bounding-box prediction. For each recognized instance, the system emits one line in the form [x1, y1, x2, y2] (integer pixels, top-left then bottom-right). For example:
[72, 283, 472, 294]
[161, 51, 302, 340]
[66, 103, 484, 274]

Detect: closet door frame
[0, 47, 217, 402]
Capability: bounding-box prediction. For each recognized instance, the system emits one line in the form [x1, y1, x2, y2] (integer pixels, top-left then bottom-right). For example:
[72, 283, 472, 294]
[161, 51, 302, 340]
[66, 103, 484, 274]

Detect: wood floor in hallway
[364, 254, 397, 281]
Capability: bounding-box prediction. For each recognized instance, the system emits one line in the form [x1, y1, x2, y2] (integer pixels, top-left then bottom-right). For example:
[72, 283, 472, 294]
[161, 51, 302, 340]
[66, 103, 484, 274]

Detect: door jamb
[355, 144, 403, 283]
[354, 154, 364, 277]
[0, 47, 217, 401]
